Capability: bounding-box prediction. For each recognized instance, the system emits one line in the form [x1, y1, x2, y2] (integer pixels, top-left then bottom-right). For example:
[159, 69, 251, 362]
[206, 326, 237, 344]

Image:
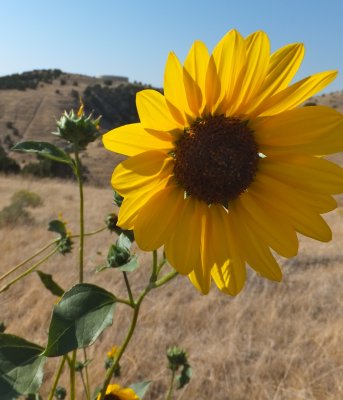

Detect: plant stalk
[47, 356, 66, 400]
[0, 239, 58, 283]
[0, 247, 58, 293]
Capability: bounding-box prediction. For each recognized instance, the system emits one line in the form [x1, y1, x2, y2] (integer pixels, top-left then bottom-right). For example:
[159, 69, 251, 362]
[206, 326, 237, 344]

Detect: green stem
[166, 369, 176, 400]
[98, 255, 178, 400]
[74, 149, 84, 284]
[0, 239, 58, 283]
[70, 350, 77, 400]
[47, 356, 66, 400]
[0, 247, 58, 293]
[82, 226, 107, 237]
[150, 250, 158, 283]
[123, 272, 134, 305]
[79, 367, 91, 400]
[156, 258, 167, 277]
[83, 348, 91, 400]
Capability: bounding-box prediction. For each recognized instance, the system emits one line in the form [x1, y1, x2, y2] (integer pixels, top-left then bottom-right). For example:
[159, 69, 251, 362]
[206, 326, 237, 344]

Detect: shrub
[0, 190, 42, 228]
[0, 145, 20, 174]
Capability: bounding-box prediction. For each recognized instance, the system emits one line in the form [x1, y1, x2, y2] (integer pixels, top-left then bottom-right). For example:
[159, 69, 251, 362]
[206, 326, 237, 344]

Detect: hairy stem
[47, 356, 66, 400]
[166, 369, 176, 400]
[98, 254, 178, 400]
[74, 149, 84, 284]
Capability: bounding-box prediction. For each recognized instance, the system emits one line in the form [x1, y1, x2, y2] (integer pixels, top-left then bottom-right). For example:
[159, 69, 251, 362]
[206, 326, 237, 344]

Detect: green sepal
[116, 256, 139, 272]
[0, 333, 46, 399]
[44, 284, 116, 357]
[36, 271, 64, 297]
[12, 141, 74, 166]
[177, 364, 192, 389]
[48, 220, 67, 238]
[129, 381, 151, 398]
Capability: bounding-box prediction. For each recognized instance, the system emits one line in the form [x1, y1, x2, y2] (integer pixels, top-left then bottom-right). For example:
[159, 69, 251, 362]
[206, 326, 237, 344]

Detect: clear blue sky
[1, 0, 342, 93]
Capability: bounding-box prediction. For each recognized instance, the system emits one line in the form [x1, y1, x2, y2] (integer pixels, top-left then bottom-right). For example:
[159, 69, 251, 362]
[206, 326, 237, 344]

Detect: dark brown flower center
[173, 115, 259, 205]
[104, 395, 120, 400]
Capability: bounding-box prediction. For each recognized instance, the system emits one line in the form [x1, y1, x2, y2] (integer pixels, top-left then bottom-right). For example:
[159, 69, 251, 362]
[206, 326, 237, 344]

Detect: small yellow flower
[103, 28, 343, 296]
[77, 99, 85, 117]
[97, 383, 139, 400]
[107, 346, 119, 359]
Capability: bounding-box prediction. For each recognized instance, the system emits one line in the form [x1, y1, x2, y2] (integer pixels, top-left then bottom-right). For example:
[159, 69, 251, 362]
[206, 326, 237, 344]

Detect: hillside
[0, 69, 342, 187]
[0, 70, 154, 186]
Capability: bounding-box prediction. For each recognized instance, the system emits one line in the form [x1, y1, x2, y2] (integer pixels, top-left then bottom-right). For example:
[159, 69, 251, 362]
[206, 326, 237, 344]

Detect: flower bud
[52, 103, 101, 150]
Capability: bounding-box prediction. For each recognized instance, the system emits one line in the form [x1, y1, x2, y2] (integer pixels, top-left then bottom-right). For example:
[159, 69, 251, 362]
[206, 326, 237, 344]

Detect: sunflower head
[103, 29, 343, 296]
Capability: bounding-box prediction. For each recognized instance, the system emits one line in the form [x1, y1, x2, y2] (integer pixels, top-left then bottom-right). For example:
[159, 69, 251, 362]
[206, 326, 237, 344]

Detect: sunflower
[103, 29, 343, 296]
[97, 383, 139, 400]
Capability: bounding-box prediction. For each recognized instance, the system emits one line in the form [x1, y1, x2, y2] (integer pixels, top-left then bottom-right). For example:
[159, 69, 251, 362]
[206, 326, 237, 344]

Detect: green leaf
[44, 284, 116, 357]
[48, 220, 67, 238]
[12, 141, 73, 166]
[0, 334, 46, 399]
[116, 256, 139, 272]
[116, 233, 132, 252]
[36, 271, 64, 297]
[177, 364, 192, 389]
[129, 381, 151, 399]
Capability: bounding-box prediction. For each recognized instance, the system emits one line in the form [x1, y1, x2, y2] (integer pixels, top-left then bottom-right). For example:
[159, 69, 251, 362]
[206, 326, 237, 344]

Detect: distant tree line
[83, 83, 162, 130]
[0, 69, 62, 90]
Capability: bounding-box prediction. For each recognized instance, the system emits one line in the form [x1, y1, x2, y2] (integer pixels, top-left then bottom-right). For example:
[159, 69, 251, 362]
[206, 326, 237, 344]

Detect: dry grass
[1, 174, 343, 400]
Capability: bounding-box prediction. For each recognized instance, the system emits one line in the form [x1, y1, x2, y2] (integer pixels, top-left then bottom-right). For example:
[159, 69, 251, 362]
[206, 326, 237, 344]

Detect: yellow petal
[251, 173, 332, 242]
[117, 176, 172, 229]
[259, 156, 343, 194]
[184, 40, 209, 101]
[164, 52, 191, 125]
[237, 191, 298, 257]
[261, 43, 304, 94]
[103, 123, 174, 157]
[188, 201, 212, 294]
[210, 205, 246, 295]
[165, 197, 202, 275]
[253, 106, 343, 155]
[112, 151, 174, 196]
[134, 184, 185, 251]
[136, 89, 182, 131]
[256, 70, 337, 117]
[233, 31, 270, 114]
[204, 55, 221, 114]
[212, 29, 245, 114]
[183, 66, 203, 117]
[230, 201, 282, 281]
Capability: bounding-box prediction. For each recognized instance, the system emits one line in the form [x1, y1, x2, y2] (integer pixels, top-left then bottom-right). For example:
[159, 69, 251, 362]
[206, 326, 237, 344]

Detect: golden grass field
[1, 172, 343, 400]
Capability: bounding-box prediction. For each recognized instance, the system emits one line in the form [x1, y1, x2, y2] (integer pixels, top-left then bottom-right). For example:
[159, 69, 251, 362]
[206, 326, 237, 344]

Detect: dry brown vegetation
[1, 173, 343, 400]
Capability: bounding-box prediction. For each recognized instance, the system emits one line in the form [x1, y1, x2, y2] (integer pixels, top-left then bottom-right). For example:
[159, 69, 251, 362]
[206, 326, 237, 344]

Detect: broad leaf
[130, 381, 151, 398]
[44, 284, 116, 357]
[36, 271, 64, 297]
[12, 141, 73, 166]
[0, 334, 46, 399]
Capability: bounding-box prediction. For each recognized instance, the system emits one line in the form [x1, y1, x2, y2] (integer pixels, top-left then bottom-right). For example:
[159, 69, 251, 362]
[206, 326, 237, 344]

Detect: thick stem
[0, 247, 58, 293]
[70, 350, 77, 400]
[166, 369, 176, 400]
[74, 149, 85, 284]
[83, 348, 91, 400]
[98, 256, 178, 400]
[0, 239, 58, 283]
[123, 272, 134, 305]
[47, 356, 66, 400]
